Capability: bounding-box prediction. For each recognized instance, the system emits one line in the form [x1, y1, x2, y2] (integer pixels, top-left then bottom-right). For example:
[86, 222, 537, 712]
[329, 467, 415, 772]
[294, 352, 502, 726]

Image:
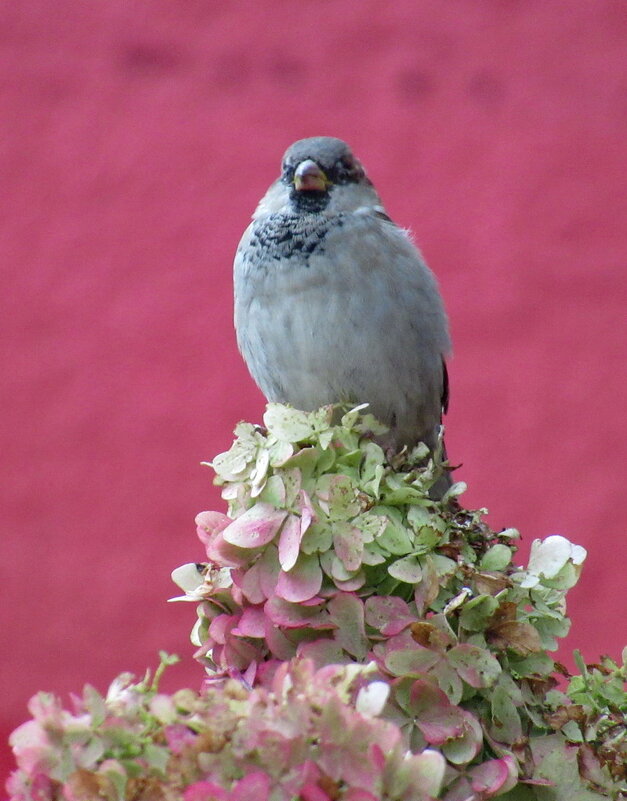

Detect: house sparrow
[234, 136, 452, 494]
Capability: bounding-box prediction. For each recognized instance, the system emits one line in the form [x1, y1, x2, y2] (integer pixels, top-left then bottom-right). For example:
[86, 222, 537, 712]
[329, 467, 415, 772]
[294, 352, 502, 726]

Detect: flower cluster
[8, 655, 514, 801]
[167, 405, 622, 798]
[8, 405, 624, 800]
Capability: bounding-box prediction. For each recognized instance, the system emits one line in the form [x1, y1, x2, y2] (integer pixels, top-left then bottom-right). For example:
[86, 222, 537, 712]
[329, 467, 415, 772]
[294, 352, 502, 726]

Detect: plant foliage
[7, 405, 625, 800]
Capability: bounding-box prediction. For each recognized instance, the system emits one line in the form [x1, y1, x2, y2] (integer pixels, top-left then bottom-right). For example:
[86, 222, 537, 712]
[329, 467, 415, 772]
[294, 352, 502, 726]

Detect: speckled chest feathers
[245, 210, 344, 269]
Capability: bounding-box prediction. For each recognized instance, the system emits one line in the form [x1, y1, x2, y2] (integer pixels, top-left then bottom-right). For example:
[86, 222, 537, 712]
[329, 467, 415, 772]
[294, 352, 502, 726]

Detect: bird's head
[254, 137, 381, 216]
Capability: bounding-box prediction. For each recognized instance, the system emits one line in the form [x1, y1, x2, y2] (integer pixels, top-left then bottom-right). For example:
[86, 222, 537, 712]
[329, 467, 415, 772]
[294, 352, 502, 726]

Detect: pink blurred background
[2, 0, 626, 783]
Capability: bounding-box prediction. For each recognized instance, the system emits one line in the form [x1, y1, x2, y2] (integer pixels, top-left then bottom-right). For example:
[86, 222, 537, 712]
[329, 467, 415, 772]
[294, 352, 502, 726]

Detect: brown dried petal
[545, 703, 586, 730]
[524, 676, 558, 698]
[192, 729, 228, 753]
[66, 771, 119, 801]
[473, 571, 511, 596]
[414, 557, 440, 614]
[410, 621, 454, 651]
[127, 777, 169, 801]
[437, 544, 460, 560]
[486, 620, 543, 655]
[489, 601, 517, 624]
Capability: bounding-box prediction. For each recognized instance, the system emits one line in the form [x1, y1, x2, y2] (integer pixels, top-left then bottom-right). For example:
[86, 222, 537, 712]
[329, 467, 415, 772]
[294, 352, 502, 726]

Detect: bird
[233, 136, 452, 495]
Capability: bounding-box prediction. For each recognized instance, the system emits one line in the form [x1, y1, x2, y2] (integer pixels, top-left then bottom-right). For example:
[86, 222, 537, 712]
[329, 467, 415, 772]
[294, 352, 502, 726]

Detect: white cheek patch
[253, 181, 291, 218]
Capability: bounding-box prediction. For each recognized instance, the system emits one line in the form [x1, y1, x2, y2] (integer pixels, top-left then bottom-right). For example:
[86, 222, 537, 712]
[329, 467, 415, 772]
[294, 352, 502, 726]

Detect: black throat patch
[288, 188, 331, 213]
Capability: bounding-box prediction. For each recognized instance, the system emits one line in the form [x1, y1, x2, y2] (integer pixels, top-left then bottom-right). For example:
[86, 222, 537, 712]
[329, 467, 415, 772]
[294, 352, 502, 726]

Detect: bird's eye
[281, 163, 295, 184]
[334, 156, 360, 184]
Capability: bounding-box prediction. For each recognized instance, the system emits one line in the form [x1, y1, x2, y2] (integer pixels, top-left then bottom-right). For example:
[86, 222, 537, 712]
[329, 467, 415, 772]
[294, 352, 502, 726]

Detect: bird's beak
[293, 159, 330, 192]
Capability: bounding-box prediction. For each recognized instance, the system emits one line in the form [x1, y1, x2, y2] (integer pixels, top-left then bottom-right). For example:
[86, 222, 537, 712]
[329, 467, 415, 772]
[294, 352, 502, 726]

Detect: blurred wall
[2, 0, 626, 782]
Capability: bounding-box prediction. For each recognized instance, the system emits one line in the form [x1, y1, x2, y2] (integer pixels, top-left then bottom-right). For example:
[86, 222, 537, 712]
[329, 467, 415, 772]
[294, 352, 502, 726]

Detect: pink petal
[333, 523, 364, 572]
[222, 504, 287, 548]
[298, 490, 315, 533]
[8, 720, 51, 771]
[370, 744, 386, 771]
[242, 660, 257, 686]
[232, 606, 266, 637]
[275, 554, 323, 602]
[442, 710, 483, 764]
[265, 624, 297, 660]
[206, 642, 225, 669]
[184, 781, 229, 801]
[164, 723, 197, 754]
[469, 755, 518, 796]
[256, 659, 282, 685]
[238, 546, 281, 603]
[195, 511, 230, 545]
[233, 564, 265, 604]
[298, 760, 322, 786]
[364, 596, 415, 636]
[300, 785, 332, 801]
[206, 533, 250, 569]
[409, 680, 466, 744]
[209, 614, 239, 645]
[265, 597, 333, 629]
[301, 596, 326, 606]
[297, 638, 348, 667]
[278, 514, 304, 571]
[223, 637, 263, 672]
[344, 790, 380, 801]
[469, 760, 508, 794]
[333, 572, 366, 591]
[258, 546, 282, 598]
[231, 772, 272, 801]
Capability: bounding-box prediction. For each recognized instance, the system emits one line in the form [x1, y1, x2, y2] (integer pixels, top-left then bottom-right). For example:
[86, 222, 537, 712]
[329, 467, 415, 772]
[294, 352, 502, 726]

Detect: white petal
[171, 563, 205, 592]
[527, 535, 572, 578]
[356, 681, 390, 716]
